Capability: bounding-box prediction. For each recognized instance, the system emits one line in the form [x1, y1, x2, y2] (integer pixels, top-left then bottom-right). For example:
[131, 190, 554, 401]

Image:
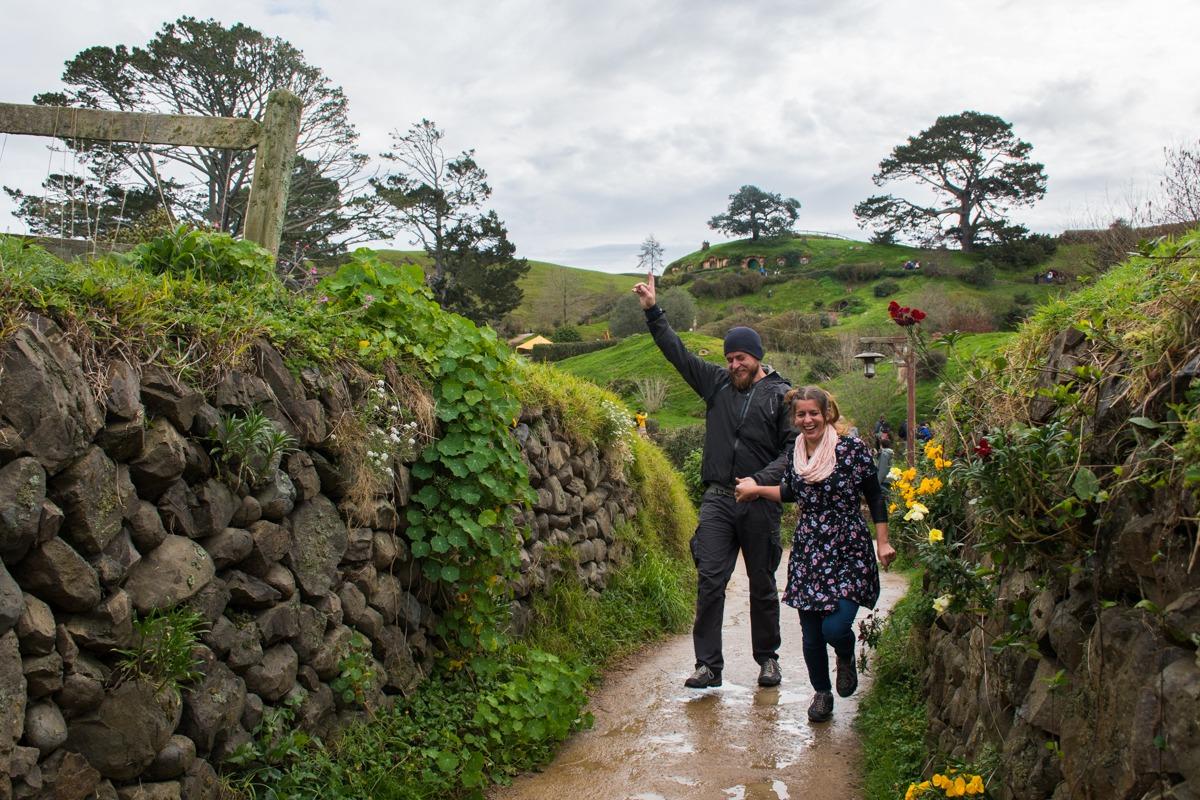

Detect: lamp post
[855, 336, 917, 468]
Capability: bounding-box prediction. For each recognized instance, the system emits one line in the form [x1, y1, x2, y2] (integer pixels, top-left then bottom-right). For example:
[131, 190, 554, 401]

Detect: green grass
[856, 575, 930, 800]
[554, 331, 726, 427]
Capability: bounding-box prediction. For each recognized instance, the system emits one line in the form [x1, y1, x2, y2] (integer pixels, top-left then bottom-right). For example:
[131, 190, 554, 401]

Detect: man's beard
[730, 368, 754, 391]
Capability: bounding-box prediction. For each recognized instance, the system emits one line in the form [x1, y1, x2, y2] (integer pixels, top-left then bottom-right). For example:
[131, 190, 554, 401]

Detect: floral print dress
[781, 435, 881, 613]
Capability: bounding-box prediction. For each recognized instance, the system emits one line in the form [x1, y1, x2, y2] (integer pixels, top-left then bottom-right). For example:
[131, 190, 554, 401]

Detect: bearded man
[633, 269, 795, 689]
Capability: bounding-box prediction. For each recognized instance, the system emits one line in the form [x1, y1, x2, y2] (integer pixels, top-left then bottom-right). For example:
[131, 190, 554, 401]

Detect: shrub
[209, 409, 297, 490]
[917, 350, 947, 380]
[870, 228, 898, 245]
[530, 340, 619, 362]
[126, 225, 275, 285]
[961, 260, 996, 287]
[116, 609, 207, 691]
[634, 377, 669, 413]
[653, 424, 705, 469]
[680, 449, 704, 504]
[874, 280, 901, 298]
[688, 271, 764, 299]
[986, 230, 1058, 268]
[1012, 291, 1034, 306]
[806, 357, 842, 383]
[834, 262, 884, 283]
[552, 325, 582, 342]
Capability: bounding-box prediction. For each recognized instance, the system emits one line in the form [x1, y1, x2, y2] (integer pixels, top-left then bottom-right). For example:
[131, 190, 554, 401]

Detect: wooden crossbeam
[0, 103, 260, 149]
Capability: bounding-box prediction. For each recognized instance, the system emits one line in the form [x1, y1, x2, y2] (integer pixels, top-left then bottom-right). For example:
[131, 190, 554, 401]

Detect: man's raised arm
[633, 269, 724, 399]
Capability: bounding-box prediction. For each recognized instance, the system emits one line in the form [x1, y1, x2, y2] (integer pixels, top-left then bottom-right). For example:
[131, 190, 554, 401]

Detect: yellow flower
[901, 467, 917, 482]
[887, 466, 903, 482]
[916, 477, 944, 496]
[888, 502, 898, 515]
[358, 339, 370, 348]
[932, 593, 952, 615]
[904, 502, 929, 521]
[949, 775, 967, 796]
[932, 774, 950, 789]
[927, 528, 944, 543]
[966, 775, 985, 795]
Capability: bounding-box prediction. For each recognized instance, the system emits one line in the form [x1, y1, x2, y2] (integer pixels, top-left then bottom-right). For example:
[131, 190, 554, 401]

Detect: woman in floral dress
[736, 386, 895, 722]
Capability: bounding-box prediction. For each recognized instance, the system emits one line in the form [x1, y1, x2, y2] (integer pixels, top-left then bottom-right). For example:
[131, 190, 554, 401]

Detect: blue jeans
[798, 599, 859, 692]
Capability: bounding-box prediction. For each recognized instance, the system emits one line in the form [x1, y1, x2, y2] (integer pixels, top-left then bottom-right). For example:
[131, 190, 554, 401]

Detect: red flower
[973, 437, 992, 459]
[888, 301, 926, 327]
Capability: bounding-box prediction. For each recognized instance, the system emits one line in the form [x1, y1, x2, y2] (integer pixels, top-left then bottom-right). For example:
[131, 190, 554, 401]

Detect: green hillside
[555, 331, 726, 428]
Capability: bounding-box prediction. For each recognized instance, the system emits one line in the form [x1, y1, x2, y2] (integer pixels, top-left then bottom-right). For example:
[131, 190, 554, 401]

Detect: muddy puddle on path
[490, 561, 908, 800]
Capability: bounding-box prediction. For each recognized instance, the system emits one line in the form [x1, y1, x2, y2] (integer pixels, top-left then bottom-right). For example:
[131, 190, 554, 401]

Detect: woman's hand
[734, 476, 759, 502]
[877, 540, 897, 570]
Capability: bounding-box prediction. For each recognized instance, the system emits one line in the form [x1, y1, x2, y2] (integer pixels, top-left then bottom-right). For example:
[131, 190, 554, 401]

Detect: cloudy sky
[1, 0, 1198, 272]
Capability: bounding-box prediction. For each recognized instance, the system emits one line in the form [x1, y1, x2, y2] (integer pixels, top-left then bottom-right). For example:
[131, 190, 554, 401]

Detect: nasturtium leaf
[1072, 468, 1100, 500]
[440, 564, 461, 582]
[430, 534, 450, 554]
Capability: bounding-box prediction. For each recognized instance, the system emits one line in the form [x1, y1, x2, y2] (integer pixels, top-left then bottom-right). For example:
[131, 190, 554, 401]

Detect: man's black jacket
[645, 305, 796, 488]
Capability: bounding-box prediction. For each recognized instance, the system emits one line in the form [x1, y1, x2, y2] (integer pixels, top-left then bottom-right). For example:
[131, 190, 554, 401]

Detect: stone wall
[0, 315, 638, 799]
[921, 329, 1200, 800]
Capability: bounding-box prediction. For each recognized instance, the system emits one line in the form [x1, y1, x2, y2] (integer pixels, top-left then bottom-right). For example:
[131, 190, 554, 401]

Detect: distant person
[633, 268, 795, 690]
[635, 411, 648, 437]
[917, 421, 933, 442]
[734, 386, 895, 723]
[876, 443, 895, 487]
[898, 420, 908, 442]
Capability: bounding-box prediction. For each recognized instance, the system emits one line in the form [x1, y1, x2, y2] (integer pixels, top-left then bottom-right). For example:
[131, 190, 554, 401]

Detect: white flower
[932, 594, 953, 616]
[408, 438, 416, 446]
[904, 503, 929, 521]
[887, 466, 903, 482]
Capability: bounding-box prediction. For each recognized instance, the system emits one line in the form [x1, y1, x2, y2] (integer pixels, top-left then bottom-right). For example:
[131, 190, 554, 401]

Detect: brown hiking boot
[684, 665, 722, 688]
[836, 653, 858, 697]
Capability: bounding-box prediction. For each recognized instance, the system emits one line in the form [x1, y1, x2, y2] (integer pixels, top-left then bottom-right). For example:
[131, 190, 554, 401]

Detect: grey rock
[1164, 590, 1200, 647]
[126, 500, 168, 553]
[124, 536, 215, 614]
[189, 480, 235, 540]
[199, 527, 253, 569]
[312, 591, 342, 628]
[49, 446, 127, 555]
[375, 625, 422, 695]
[226, 623, 263, 673]
[254, 471, 296, 521]
[261, 562, 297, 600]
[0, 562, 24, 635]
[286, 496, 348, 598]
[297, 681, 335, 736]
[190, 403, 221, 439]
[95, 419, 145, 462]
[213, 371, 274, 411]
[184, 578, 229, 624]
[253, 344, 326, 446]
[116, 781, 182, 800]
[256, 603, 299, 646]
[13, 539, 101, 612]
[0, 631, 27, 762]
[55, 671, 105, 718]
[179, 660, 245, 755]
[292, 603, 326, 664]
[156, 480, 197, 539]
[23, 700, 67, 755]
[201, 615, 237, 658]
[0, 317, 104, 474]
[9, 744, 38, 780]
[372, 532, 400, 570]
[140, 367, 202, 432]
[144, 734, 194, 777]
[63, 590, 133, 653]
[90, 528, 141, 589]
[104, 361, 142, 421]
[181, 442, 213, 484]
[16, 593, 54, 655]
[229, 495, 262, 528]
[242, 520, 289, 576]
[38, 749, 101, 800]
[243, 644, 298, 702]
[23, 651, 64, 698]
[129, 419, 189, 501]
[285, 451, 320, 502]
[345, 527, 373, 563]
[224, 570, 281, 610]
[179, 758, 220, 800]
[308, 450, 348, 499]
[37, 498, 64, 545]
[338, 582, 368, 627]
[310, 625, 352, 680]
[1159, 657, 1200, 784]
[240, 692, 263, 732]
[0, 457, 45, 563]
[394, 463, 412, 507]
[65, 680, 182, 780]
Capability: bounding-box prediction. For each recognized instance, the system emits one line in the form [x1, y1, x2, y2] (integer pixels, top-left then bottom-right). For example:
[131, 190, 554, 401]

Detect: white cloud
[1, 0, 1198, 270]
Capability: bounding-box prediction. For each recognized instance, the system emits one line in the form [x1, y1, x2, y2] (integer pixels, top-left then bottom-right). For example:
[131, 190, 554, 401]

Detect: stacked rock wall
[0, 316, 640, 799]
[921, 329, 1200, 800]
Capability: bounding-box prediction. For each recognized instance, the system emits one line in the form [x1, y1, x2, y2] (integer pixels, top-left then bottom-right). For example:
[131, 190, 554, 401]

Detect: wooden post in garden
[242, 90, 302, 258]
[0, 90, 302, 258]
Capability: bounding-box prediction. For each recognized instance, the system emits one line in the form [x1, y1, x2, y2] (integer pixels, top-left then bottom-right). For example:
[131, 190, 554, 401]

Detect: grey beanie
[723, 326, 763, 360]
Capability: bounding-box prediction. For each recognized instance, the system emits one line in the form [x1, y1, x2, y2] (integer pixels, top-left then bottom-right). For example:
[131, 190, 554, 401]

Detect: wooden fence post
[242, 89, 302, 258]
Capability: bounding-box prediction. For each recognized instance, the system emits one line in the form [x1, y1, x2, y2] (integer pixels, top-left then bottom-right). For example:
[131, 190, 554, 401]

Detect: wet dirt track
[490, 561, 908, 800]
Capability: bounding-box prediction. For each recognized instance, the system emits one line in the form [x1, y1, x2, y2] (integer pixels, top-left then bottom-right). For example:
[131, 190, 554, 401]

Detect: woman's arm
[861, 472, 896, 568]
[735, 477, 781, 502]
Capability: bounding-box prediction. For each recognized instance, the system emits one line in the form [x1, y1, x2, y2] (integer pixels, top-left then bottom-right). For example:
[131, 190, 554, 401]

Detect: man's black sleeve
[861, 474, 888, 523]
[644, 305, 725, 400]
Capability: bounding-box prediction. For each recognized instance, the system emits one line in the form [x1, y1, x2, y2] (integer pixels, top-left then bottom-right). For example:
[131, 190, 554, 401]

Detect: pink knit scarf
[793, 425, 838, 483]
